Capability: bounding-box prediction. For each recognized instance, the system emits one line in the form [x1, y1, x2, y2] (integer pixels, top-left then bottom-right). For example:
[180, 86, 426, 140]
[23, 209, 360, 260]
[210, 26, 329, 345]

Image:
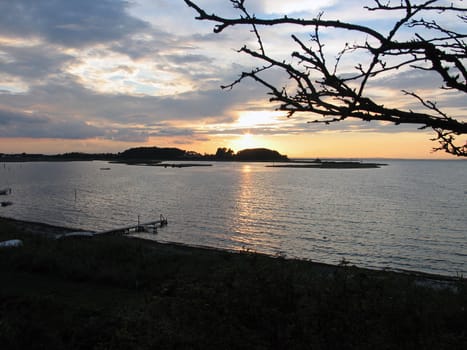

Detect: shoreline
[0, 216, 81, 237]
[1, 215, 465, 348]
[1, 215, 462, 287]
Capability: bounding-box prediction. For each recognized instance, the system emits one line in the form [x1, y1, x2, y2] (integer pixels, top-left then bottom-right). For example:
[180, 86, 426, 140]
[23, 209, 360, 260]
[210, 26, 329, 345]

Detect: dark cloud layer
[0, 70, 268, 141]
[0, 45, 73, 80]
[0, 107, 103, 139]
[0, 0, 148, 47]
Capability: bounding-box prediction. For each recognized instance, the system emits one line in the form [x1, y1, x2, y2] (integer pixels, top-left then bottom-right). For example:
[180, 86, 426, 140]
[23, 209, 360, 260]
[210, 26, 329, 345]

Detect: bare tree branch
[185, 0, 467, 156]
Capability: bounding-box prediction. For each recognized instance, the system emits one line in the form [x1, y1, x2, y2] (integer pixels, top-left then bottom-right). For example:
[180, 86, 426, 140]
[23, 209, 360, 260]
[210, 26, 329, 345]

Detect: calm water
[1, 160, 465, 276]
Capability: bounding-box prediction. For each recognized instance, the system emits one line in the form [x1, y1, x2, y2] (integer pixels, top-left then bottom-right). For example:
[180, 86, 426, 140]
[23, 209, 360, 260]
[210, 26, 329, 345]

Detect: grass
[0, 217, 466, 349]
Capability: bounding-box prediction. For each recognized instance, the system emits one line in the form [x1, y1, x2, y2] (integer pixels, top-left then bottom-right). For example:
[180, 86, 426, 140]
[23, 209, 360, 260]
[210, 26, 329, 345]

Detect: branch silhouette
[185, 0, 466, 156]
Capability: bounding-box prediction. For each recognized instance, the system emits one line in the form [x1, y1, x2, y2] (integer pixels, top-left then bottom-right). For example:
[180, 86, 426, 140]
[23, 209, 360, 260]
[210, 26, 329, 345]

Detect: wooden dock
[55, 216, 168, 239]
[96, 220, 162, 236]
[96, 215, 168, 236]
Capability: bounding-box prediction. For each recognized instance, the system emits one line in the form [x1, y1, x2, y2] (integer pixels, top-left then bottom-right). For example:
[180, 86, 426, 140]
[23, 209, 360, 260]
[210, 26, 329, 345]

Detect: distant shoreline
[1, 155, 388, 169]
[268, 161, 387, 169]
[0, 146, 289, 163]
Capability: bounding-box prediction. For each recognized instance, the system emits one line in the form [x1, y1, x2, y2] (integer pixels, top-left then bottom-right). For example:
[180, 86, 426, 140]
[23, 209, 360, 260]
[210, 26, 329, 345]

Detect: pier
[96, 219, 166, 236]
[56, 215, 168, 239]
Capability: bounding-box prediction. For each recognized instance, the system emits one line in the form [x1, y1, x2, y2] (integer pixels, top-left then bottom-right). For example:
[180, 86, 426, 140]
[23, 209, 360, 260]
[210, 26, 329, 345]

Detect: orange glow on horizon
[0, 130, 462, 159]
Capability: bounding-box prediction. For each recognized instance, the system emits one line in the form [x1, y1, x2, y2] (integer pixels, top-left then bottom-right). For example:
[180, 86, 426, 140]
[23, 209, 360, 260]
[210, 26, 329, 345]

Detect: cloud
[103, 128, 150, 142]
[371, 70, 445, 91]
[0, 107, 47, 125]
[0, 106, 103, 139]
[0, 44, 73, 81]
[0, 0, 463, 157]
[259, 0, 337, 15]
[111, 30, 187, 60]
[0, 0, 149, 47]
[0, 68, 272, 142]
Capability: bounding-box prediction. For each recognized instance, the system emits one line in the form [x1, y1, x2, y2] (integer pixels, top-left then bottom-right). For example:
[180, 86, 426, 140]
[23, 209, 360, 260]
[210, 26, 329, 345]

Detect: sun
[230, 133, 261, 151]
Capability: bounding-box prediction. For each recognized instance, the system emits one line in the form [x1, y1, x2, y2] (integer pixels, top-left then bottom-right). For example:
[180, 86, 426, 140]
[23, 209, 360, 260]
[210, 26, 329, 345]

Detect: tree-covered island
[0, 146, 384, 168]
[0, 146, 289, 163]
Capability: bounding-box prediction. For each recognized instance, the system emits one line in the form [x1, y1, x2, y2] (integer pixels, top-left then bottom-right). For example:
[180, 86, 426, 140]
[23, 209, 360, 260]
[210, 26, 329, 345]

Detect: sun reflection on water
[230, 164, 280, 252]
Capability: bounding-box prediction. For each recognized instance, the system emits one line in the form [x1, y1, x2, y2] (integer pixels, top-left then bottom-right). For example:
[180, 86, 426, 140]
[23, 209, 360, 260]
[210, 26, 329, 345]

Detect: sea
[0, 159, 465, 277]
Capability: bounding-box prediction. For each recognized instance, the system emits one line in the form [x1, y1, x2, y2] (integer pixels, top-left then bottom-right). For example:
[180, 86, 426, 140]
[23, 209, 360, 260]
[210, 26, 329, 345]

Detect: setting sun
[226, 110, 290, 152]
[230, 133, 260, 151]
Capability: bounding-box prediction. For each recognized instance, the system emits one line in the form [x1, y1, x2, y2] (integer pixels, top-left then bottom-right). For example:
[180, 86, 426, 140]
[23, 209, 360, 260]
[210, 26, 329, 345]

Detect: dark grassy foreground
[0, 218, 465, 349]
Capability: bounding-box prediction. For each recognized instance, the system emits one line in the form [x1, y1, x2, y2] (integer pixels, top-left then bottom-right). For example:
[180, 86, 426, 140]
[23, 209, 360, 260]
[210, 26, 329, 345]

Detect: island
[268, 159, 387, 169]
[0, 146, 385, 168]
[0, 146, 289, 164]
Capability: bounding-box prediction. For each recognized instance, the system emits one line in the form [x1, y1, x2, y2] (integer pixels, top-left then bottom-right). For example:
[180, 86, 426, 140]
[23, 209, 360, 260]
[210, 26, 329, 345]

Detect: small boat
[0, 188, 12, 195]
[0, 239, 23, 248]
[1, 201, 13, 207]
[55, 231, 95, 239]
[100, 167, 111, 170]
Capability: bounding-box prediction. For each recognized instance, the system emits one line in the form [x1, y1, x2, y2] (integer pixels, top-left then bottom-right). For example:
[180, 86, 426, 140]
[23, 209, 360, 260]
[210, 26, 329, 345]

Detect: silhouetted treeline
[0, 146, 289, 162]
[118, 146, 288, 161]
[235, 148, 288, 161]
[0, 152, 117, 162]
[118, 147, 186, 160]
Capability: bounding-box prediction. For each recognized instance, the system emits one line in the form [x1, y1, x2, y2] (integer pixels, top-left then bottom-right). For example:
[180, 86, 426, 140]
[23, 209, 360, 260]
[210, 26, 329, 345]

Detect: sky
[0, 0, 465, 159]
